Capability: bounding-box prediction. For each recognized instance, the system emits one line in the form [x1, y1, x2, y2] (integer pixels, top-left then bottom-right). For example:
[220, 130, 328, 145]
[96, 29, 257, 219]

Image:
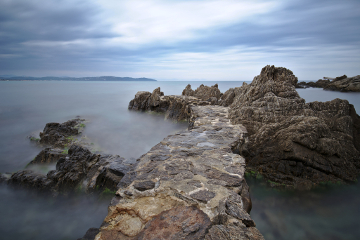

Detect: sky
[0, 0, 359, 81]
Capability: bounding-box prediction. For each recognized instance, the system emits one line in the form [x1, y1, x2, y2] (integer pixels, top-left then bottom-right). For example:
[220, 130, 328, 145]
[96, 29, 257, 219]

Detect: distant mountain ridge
[0, 75, 157, 81]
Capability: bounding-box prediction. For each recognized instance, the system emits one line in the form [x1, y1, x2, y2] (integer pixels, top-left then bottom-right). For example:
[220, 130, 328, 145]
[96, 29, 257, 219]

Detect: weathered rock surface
[229, 65, 360, 189]
[39, 118, 85, 148]
[129, 85, 223, 121]
[28, 148, 66, 165]
[182, 84, 222, 101]
[96, 105, 262, 239]
[297, 75, 360, 92]
[8, 145, 135, 194]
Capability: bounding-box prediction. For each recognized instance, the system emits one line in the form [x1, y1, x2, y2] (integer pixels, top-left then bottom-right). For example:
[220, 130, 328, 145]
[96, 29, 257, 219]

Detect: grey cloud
[0, 0, 359, 78]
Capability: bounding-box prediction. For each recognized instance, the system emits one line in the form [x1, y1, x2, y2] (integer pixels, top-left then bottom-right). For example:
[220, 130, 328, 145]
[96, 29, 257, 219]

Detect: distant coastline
[0, 76, 157, 81]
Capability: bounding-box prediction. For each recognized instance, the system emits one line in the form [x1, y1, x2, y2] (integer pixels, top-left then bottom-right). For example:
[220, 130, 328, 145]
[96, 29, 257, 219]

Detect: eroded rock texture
[96, 105, 262, 239]
[39, 118, 85, 148]
[182, 84, 222, 102]
[129, 85, 222, 121]
[28, 148, 66, 165]
[229, 65, 360, 189]
[8, 145, 134, 194]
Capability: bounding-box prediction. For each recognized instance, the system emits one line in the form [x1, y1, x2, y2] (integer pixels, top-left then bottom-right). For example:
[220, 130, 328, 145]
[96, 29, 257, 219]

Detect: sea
[0, 80, 359, 240]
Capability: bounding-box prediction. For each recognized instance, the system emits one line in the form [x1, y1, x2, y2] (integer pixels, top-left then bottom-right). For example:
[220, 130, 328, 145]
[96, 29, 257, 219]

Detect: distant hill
[0, 76, 157, 81]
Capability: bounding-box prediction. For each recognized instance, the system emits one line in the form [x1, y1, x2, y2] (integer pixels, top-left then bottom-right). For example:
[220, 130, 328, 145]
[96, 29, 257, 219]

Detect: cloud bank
[0, 0, 359, 80]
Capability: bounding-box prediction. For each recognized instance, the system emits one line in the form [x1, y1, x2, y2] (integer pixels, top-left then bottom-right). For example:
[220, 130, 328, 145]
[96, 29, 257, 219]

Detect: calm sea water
[0, 81, 359, 239]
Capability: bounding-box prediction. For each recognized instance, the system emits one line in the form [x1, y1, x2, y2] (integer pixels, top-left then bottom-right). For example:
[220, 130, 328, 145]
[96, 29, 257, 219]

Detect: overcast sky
[0, 0, 359, 80]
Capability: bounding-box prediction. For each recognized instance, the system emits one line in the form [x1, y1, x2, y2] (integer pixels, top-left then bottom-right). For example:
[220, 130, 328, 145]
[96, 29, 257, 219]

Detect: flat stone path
[96, 104, 263, 240]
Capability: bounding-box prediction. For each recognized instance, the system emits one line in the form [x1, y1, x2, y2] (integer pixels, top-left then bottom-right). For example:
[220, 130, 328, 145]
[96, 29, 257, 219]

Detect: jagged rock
[9, 145, 134, 194]
[148, 87, 164, 110]
[28, 148, 66, 165]
[183, 84, 222, 101]
[128, 86, 219, 121]
[39, 118, 85, 148]
[182, 84, 195, 96]
[128, 91, 152, 111]
[225, 200, 255, 227]
[229, 65, 360, 189]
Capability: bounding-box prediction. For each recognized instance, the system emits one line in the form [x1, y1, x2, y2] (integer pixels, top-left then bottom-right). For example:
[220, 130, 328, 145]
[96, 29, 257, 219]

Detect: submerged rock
[229, 65, 360, 189]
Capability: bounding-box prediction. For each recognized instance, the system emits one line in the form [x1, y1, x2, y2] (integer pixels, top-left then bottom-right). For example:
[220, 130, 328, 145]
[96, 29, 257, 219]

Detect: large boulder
[229, 65, 360, 189]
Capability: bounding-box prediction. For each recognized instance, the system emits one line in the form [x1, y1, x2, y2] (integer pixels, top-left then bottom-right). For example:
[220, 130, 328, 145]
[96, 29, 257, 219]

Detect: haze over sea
[0, 80, 360, 240]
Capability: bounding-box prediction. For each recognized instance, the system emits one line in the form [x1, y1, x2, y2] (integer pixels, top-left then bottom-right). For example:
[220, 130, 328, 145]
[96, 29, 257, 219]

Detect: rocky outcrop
[297, 79, 330, 89]
[39, 118, 85, 148]
[182, 83, 222, 102]
[96, 105, 263, 239]
[297, 75, 360, 92]
[28, 148, 66, 165]
[219, 86, 244, 107]
[8, 144, 135, 195]
[128, 85, 222, 121]
[229, 65, 360, 189]
[325, 75, 360, 92]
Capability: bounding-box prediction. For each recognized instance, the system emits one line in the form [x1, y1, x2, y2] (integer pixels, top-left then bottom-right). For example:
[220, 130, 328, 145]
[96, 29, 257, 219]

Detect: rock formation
[129, 85, 222, 121]
[96, 103, 263, 239]
[229, 65, 360, 189]
[28, 148, 66, 165]
[297, 75, 360, 92]
[39, 118, 85, 148]
[182, 83, 222, 102]
[8, 145, 134, 194]
[6, 118, 134, 195]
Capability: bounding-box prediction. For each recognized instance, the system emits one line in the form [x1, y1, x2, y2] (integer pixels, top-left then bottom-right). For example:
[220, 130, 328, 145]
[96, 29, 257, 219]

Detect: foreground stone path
[96, 104, 263, 239]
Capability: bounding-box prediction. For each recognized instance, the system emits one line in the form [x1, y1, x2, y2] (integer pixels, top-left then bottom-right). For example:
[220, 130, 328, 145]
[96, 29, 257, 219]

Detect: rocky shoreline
[297, 74, 360, 92]
[1, 65, 359, 239]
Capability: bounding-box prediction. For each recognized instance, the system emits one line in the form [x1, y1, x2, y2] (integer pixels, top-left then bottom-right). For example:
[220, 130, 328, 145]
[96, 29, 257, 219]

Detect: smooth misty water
[0, 81, 359, 239]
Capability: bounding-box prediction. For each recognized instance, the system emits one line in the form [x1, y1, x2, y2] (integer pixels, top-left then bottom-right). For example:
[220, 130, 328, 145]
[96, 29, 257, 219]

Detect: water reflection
[247, 177, 360, 240]
[0, 185, 112, 240]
